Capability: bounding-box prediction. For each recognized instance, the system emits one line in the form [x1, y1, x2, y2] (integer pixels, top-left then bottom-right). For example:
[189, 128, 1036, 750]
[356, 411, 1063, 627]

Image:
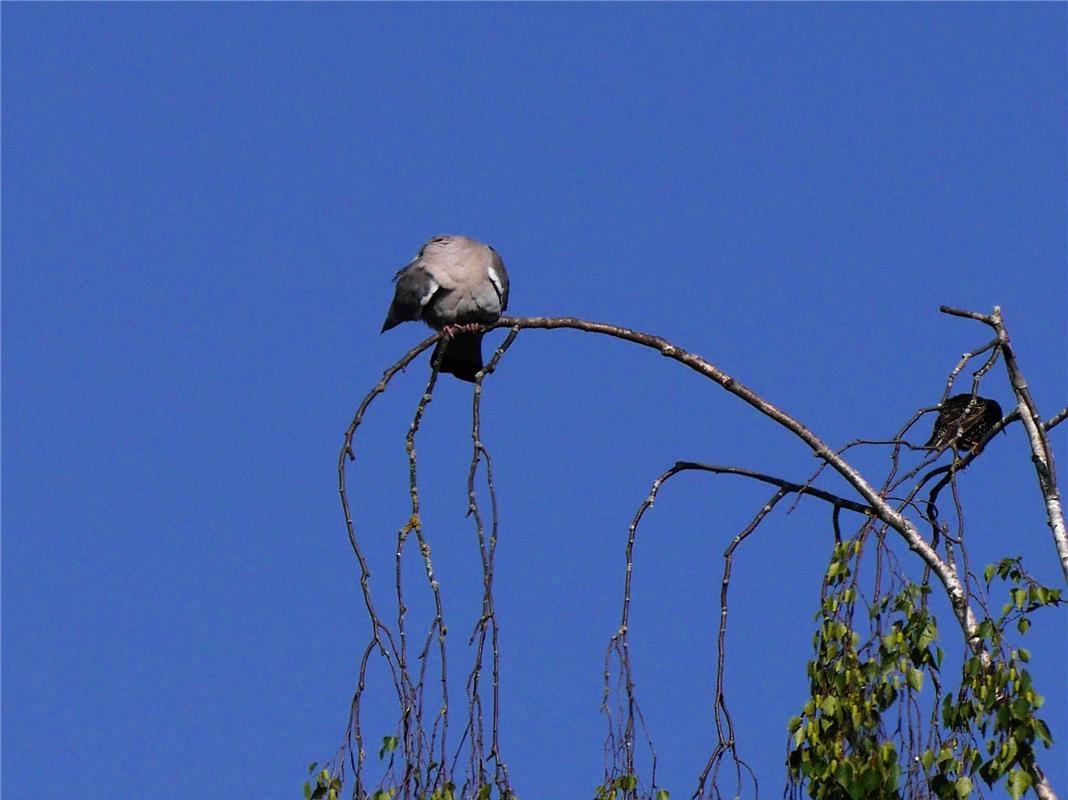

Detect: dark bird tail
[380, 303, 406, 332]
[435, 331, 484, 382]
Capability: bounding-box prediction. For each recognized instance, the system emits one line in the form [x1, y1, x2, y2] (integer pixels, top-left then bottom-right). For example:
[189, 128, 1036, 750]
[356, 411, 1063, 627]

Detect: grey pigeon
[381, 235, 510, 382]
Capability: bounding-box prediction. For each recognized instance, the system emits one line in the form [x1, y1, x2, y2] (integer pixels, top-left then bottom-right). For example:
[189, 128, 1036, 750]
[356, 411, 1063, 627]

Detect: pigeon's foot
[441, 323, 484, 339]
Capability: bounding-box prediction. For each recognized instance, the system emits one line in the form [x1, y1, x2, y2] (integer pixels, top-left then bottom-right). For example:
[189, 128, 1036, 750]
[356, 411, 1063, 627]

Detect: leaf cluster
[788, 546, 1059, 800]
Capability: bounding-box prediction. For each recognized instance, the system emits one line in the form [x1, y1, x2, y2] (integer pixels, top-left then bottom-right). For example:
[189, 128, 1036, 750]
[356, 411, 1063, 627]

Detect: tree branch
[488, 316, 981, 648]
[940, 306, 1068, 586]
[666, 461, 875, 516]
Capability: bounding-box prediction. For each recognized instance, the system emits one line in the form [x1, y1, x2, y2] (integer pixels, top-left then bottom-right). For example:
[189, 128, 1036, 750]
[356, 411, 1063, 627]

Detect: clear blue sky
[3, 4, 1065, 798]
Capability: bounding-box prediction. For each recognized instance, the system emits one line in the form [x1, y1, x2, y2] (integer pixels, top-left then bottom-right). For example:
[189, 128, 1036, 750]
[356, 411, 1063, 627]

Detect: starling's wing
[925, 395, 1002, 451]
[958, 402, 988, 430]
[381, 260, 441, 332]
[924, 395, 973, 448]
[958, 399, 1004, 450]
[984, 400, 1003, 427]
[925, 413, 952, 449]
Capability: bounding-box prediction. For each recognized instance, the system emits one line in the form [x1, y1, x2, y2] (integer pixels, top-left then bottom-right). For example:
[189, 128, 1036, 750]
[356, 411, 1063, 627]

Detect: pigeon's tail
[380, 303, 408, 332]
[435, 331, 484, 383]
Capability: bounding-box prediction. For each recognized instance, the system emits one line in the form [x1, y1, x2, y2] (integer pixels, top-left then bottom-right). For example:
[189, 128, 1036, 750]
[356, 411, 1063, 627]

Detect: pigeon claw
[441, 323, 484, 339]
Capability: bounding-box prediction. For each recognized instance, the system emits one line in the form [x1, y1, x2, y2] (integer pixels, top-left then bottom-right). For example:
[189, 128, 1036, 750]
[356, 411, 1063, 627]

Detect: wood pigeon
[381, 235, 510, 382]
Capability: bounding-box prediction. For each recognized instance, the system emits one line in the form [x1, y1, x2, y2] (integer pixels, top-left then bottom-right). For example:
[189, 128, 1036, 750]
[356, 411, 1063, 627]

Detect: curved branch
[667, 461, 874, 516]
[488, 316, 981, 647]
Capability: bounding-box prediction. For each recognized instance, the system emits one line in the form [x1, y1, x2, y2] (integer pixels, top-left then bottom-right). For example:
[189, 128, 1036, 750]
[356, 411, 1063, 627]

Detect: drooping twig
[337, 334, 440, 791]
[462, 328, 519, 798]
[400, 346, 449, 790]
[607, 460, 879, 799]
[695, 487, 788, 800]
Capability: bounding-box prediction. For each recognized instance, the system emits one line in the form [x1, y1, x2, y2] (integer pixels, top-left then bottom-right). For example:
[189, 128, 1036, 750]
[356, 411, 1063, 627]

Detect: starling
[924, 394, 1003, 452]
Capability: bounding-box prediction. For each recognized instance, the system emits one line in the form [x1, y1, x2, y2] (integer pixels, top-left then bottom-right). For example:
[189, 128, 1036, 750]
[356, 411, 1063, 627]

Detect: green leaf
[1019, 669, 1034, 694]
[833, 761, 855, 792]
[954, 776, 972, 798]
[907, 668, 924, 692]
[477, 785, 491, 800]
[1002, 736, 1019, 766]
[379, 735, 399, 760]
[1007, 769, 1032, 800]
[919, 620, 938, 651]
[620, 774, 637, 791]
[859, 766, 882, 797]
[1010, 588, 1026, 611]
[1035, 718, 1053, 747]
[1017, 617, 1031, 634]
[655, 791, 670, 800]
[1011, 697, 1031, 720]
[977, 619, 994, 640]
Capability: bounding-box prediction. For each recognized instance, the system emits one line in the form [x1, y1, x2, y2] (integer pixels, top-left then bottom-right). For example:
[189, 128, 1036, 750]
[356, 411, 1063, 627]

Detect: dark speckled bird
[924, 394, 1003, 452]
[381, 235, 509, 382]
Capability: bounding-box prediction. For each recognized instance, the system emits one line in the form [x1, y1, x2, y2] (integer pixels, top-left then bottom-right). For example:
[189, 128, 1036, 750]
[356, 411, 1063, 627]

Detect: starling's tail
[434, 331, 484, 383]
[924, 432, 946, 449]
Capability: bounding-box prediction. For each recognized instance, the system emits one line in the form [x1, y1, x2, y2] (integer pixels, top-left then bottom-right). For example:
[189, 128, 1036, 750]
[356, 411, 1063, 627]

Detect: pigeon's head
[418, 235, 458, 257]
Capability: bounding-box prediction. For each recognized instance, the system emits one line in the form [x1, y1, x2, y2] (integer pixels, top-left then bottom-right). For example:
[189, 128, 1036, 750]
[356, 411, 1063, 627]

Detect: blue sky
[3, 4, 1065, 798]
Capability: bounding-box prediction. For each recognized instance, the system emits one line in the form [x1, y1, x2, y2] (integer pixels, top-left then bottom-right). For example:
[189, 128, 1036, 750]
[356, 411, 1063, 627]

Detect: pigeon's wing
[487, 246, 509, 313]
[381, 260, 441, 332]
